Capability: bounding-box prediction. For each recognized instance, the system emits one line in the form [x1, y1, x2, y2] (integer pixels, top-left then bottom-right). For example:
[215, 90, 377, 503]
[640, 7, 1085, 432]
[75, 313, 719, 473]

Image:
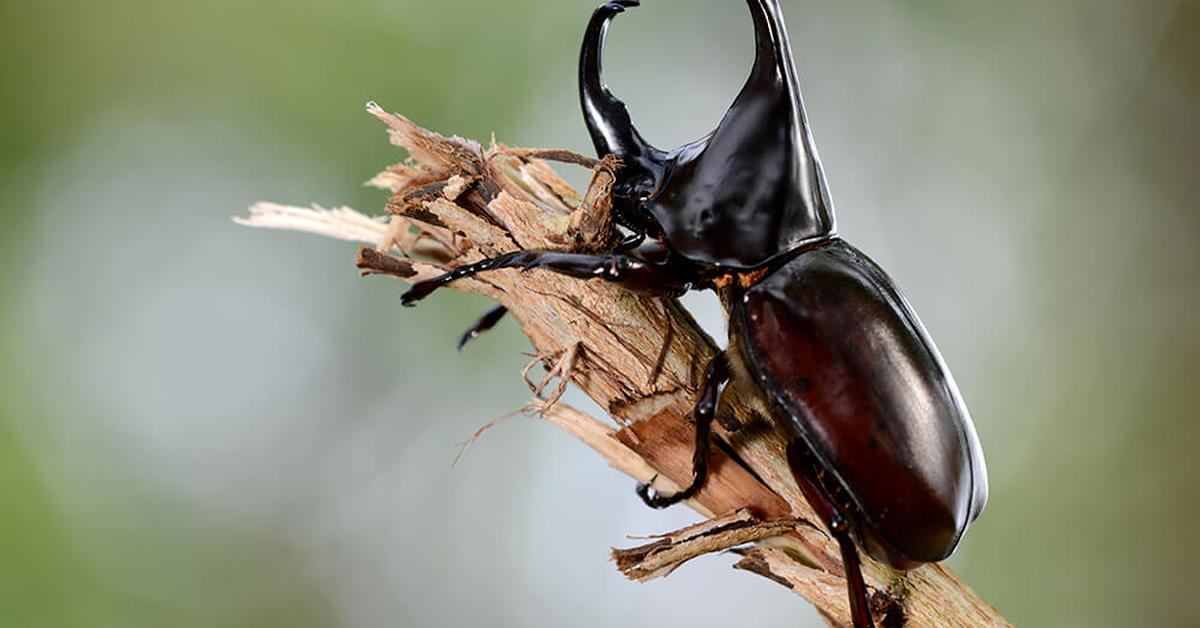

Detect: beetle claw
[400, 280, 437, 307]
[456, 304, 508, 351]
[636, 475, 692, 509]
[635, 479, 664, 509]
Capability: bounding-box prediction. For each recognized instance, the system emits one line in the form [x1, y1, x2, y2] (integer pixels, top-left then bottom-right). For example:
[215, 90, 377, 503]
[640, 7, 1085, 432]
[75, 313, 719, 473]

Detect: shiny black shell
[642, 0, 835, 269]
[580, 0, 989, 570]
[580, 0, 835, 269]
[733, 239, 988, 565]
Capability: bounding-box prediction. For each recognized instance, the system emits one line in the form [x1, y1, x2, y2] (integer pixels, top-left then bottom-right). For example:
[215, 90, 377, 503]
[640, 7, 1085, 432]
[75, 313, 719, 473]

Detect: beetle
[400, 1, 988, 626]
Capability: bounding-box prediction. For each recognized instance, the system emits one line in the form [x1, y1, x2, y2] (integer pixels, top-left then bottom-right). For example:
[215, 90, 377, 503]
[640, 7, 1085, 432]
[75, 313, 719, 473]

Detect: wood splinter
[612, 508, 813, 581]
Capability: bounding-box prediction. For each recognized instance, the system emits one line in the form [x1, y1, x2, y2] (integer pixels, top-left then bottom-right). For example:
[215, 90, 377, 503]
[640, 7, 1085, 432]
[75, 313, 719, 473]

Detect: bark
[236, 103, 1010, 628]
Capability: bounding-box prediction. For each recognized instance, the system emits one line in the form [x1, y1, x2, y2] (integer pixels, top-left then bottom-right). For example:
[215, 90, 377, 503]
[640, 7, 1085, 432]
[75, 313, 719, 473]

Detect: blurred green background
[2, 1, 1198, 626]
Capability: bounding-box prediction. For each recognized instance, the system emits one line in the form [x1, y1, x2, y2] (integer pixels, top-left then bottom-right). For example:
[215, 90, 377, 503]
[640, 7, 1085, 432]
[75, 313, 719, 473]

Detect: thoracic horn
[661, 0, 835, 245]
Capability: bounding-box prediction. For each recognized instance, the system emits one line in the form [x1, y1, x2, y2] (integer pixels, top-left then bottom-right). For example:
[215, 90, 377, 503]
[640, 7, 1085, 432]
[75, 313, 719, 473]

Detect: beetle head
[580, 0, 836, 264]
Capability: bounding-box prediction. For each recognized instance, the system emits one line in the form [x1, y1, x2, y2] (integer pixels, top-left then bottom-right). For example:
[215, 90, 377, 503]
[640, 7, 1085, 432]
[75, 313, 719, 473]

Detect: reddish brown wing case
[734, 238, 988, 566]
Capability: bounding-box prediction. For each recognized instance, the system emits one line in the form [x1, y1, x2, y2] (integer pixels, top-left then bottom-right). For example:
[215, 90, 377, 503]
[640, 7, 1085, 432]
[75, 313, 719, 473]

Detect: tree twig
[235, 103, 1010, 628]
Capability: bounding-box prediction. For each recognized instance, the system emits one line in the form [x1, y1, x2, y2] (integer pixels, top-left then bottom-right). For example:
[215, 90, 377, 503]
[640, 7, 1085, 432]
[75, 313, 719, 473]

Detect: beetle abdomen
[735, 239, 988, 565]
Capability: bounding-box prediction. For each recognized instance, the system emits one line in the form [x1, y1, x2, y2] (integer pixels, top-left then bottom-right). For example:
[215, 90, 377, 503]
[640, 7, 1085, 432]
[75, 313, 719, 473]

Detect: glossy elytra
[401, 2, 988, 626]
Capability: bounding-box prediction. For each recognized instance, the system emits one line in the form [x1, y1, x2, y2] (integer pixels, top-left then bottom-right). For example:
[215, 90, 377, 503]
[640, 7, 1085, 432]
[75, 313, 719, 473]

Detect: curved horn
[578, 1, 660, 163]
[736, 0, 834, 225]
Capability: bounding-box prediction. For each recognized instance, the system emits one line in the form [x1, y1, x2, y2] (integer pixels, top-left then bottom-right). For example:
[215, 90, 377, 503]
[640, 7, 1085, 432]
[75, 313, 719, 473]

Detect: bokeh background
[2, 0, 1198, 626]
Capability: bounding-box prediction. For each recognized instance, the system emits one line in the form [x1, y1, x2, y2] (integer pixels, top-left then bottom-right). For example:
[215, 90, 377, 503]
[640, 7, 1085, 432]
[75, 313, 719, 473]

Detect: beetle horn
[579, 1, 663, 166]
[734, 0, 834, 228]
[647, 0, 835, 245]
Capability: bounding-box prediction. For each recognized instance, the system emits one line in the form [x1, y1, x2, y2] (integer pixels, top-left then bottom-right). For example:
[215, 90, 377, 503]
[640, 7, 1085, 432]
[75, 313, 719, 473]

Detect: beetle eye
[633, 178, 656, 201]
[612, 175, 655, 205]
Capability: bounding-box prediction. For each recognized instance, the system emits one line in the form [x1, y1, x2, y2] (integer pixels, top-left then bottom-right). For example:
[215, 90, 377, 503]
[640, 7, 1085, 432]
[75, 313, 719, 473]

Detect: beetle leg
[637, 353, 731, 509]
[400, 250, 694, 307]
[456, 304, 508, 351]
[830, 515, 875, 628]
[786, 440, 876, 628]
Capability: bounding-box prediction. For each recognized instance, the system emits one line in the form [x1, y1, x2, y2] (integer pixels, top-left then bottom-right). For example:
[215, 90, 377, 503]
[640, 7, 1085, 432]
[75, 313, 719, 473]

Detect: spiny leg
[457, 304, 508, 351]
[400, 250, 694, 307]
[444, 232, 648, 349]
[637, 352, 730, 508]
[786, 440, 876, 628]
[830, 515, 875, 628]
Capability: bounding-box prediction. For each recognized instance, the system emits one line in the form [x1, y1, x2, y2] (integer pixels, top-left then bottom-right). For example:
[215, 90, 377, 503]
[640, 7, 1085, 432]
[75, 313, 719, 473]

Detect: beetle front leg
[400, 250, 694, 307]
[456, 304, 508, 351]
[637, 352, 731, 508]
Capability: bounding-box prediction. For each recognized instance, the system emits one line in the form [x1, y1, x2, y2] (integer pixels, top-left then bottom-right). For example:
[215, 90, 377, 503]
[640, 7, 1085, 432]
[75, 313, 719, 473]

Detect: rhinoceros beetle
[401, 1, 989, 626]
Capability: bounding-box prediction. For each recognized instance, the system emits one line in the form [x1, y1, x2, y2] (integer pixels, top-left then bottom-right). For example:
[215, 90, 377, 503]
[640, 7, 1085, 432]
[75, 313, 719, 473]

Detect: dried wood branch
[611, 508, 812, 581]
[236, 103, 1009, 628]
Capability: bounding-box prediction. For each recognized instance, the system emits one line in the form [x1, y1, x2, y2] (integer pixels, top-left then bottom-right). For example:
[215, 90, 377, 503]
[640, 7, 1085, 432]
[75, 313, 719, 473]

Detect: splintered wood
[236, 103, 1010, 628]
